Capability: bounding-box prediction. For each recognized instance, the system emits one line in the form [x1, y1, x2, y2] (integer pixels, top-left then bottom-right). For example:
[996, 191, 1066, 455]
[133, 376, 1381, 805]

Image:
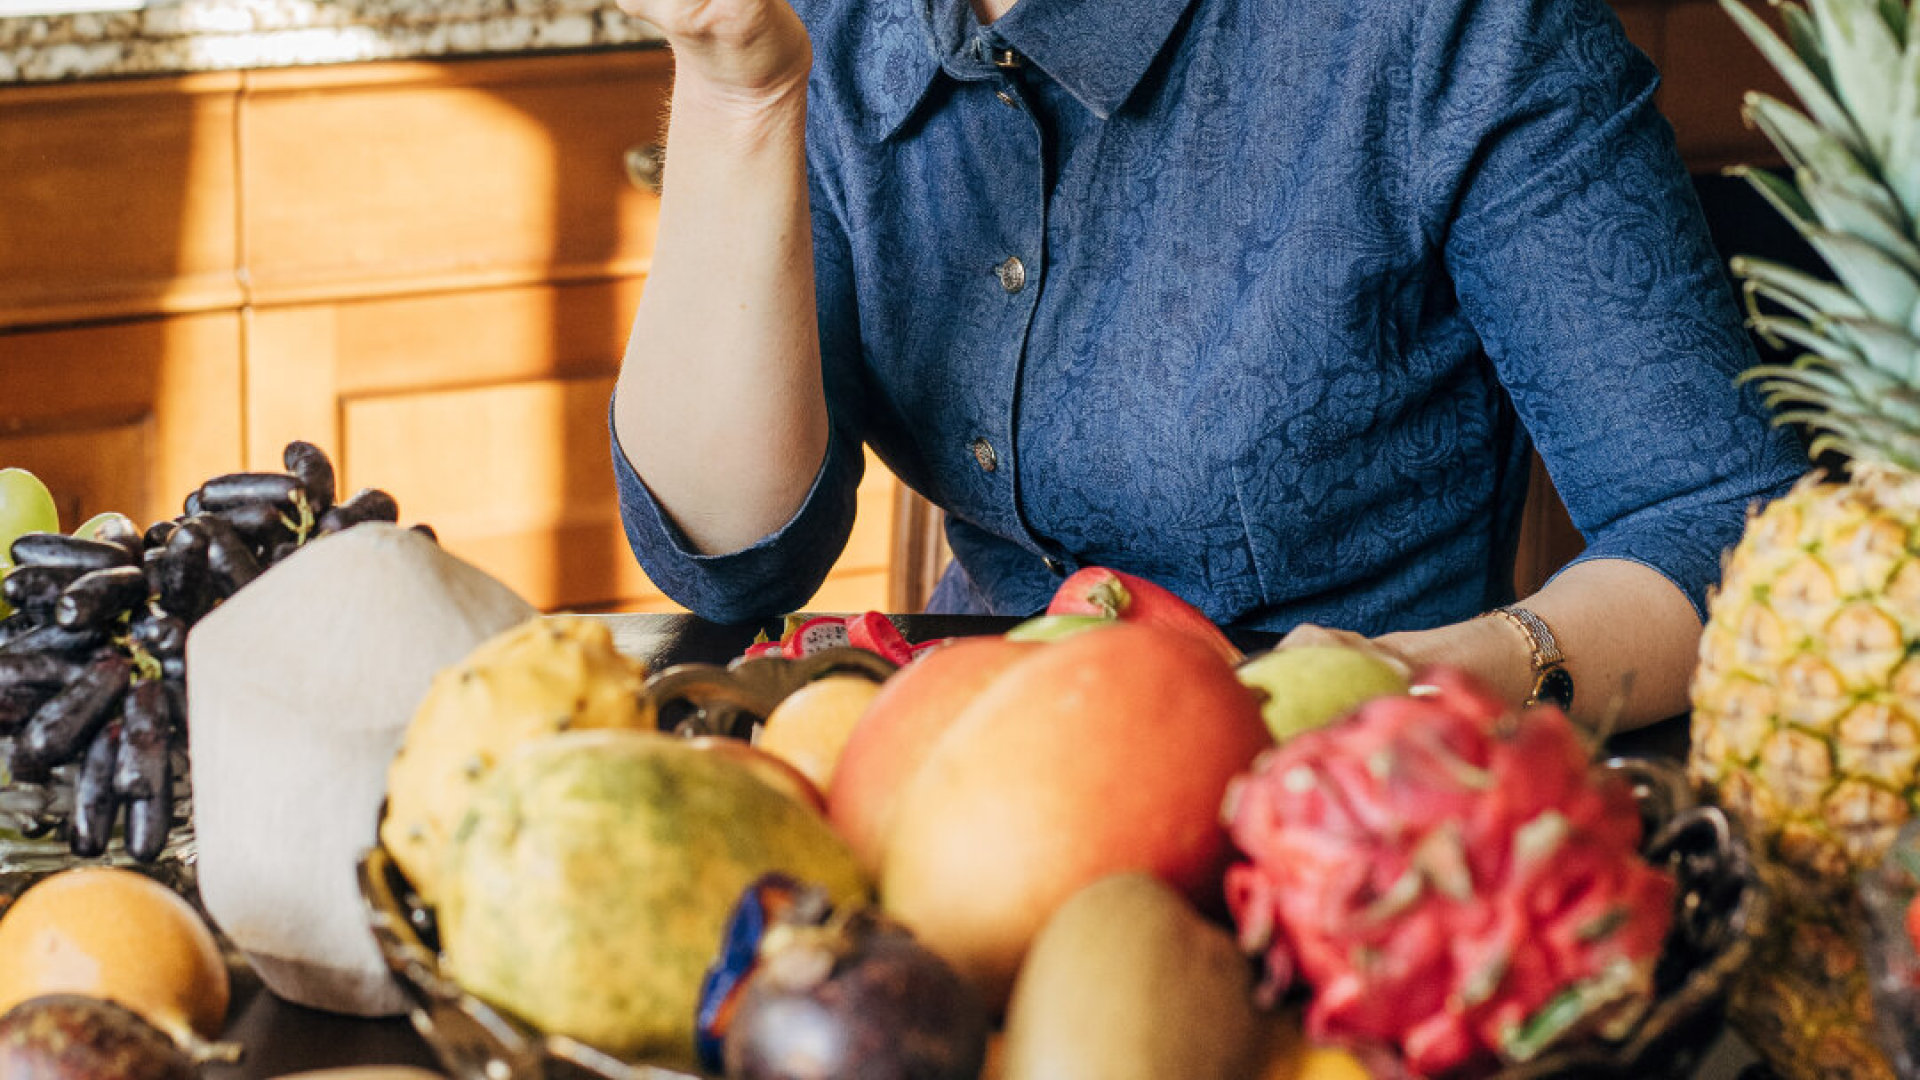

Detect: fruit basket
[1858, 818, 1920, 1079]
[358, 746, 1765, 1080]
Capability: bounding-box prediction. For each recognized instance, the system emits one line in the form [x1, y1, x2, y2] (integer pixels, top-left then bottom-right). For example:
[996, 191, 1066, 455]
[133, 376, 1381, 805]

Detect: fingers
[1277, 623, 1416, 681]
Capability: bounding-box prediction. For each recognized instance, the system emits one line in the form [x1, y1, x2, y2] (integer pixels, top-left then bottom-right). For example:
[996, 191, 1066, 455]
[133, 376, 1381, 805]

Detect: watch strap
[1489, 605, 1573, 710]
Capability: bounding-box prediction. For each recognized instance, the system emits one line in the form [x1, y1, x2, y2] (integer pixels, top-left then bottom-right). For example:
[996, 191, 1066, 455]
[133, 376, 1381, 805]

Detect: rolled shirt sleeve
[1420, 0, 1805, 618]
[610, 162, 870, 624]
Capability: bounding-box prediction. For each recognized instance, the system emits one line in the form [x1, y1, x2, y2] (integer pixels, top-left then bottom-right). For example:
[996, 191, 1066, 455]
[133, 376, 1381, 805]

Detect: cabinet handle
[624, 143, 665, 194]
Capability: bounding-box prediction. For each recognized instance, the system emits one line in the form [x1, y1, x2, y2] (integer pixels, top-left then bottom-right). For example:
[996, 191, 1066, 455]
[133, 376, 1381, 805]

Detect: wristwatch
[1489, 605, 1574, 711]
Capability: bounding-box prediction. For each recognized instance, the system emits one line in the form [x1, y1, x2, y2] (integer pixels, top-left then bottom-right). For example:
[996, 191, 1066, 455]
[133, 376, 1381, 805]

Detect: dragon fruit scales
[1223, 668, 1676, 1077]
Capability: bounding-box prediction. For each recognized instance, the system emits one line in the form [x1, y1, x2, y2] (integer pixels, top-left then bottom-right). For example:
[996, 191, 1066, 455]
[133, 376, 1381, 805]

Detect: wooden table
[195, 611, 1724, 1079]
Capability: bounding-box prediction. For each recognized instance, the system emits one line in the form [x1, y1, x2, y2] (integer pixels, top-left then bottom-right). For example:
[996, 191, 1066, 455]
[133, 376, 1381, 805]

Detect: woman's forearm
[613, 69, 828, 555]
[1375, 559, 1703, 731]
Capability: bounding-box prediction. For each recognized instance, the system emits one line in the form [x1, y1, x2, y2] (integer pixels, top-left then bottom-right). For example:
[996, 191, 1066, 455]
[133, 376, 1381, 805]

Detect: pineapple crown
[1724, 0, 1920, 469]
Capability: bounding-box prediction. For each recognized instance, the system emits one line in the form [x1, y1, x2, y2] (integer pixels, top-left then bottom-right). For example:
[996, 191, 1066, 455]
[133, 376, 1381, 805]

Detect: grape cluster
[0, 441, 423, 862]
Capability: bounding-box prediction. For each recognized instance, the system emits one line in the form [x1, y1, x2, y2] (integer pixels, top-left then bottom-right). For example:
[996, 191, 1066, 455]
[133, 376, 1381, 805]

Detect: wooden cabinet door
[0, 313, 245, 530]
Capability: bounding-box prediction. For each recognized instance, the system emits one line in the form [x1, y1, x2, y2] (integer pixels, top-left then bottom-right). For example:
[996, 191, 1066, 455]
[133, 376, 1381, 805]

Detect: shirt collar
[856, 0, 1195, 139]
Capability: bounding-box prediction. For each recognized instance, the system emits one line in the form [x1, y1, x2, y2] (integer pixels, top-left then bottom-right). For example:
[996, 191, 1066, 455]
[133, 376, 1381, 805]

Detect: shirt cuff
[1549, 469, 1798, 623]
[609, 397, 862, 624]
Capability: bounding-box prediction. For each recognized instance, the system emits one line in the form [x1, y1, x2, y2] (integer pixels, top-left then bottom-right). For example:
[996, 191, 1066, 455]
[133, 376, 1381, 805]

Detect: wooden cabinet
[0, 48, 900, 615]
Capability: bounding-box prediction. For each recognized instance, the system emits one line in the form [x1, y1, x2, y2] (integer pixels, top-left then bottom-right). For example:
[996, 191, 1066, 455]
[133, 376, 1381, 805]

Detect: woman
[608, 0, 1803, 729]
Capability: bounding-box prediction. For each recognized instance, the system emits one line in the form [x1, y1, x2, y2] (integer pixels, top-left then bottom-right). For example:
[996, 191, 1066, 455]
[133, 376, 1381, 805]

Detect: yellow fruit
[381, 616, 654, 905]
[1691, 471, 1920, 1080]
[754, 675, 883, 792]
[1252, 1011, 1372, 1080]
[0, 868, 230, 1045]
[441, 730, 869, 1068]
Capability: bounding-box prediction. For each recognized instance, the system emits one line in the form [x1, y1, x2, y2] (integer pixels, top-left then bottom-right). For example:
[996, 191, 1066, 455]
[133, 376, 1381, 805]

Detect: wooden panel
[0, 422, 149, 535]
[0, 313, 244, 528]
[1513, 454, 1585, 599]
[240, 51, 669, 305]
[0, 73, 243, 330]
[339, 375, 899, 614]
[1659, 0, 1789, 171]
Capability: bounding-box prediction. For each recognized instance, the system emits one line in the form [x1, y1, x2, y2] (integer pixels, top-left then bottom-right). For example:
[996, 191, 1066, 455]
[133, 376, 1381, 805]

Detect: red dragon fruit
[1222, 667, 1675, 1078]
[741, 612, 941, 666]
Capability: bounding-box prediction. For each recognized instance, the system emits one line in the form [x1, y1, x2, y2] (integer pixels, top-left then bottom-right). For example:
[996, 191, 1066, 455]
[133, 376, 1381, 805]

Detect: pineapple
[1690, 1, 1920, 1076]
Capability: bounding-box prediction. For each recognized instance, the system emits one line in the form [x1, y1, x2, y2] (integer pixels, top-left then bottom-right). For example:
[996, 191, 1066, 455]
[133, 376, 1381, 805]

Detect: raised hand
[617, 0, 812, 103]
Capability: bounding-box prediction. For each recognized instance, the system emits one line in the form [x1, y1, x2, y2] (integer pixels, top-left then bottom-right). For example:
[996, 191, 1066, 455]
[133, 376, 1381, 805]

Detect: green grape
[0, 467, 60, 617]
[75, 511, 135, 542]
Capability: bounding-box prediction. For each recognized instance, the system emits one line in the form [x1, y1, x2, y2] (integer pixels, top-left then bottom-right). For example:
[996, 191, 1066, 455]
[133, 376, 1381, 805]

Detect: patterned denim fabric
[611, 0, 1806, 632]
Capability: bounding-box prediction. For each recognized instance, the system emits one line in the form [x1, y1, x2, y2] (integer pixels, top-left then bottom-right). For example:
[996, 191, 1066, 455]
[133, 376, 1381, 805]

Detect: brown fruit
[0, 995, 196, 1080]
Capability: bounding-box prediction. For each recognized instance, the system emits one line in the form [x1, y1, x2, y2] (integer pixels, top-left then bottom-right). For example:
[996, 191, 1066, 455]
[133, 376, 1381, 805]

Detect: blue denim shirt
[612, 0, 1805, 632]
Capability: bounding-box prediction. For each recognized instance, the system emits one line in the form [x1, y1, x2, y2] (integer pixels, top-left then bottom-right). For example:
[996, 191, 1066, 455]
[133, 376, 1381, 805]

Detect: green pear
[1235, 644, 1409, 743]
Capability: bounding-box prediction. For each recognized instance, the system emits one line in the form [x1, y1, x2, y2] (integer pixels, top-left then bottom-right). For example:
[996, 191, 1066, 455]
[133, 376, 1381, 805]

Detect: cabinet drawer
[241, 51, 669, 305]
[0, 312, 243, 527]
[0, 74, 242, 329]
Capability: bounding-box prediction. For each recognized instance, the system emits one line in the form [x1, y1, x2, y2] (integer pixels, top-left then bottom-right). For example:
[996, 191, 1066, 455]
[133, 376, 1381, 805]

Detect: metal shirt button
[995, 256, 1027, 294]
[970, 437, 999, 473]
[1043, 556, 1065, 576]
[995, 89, 1019, 108]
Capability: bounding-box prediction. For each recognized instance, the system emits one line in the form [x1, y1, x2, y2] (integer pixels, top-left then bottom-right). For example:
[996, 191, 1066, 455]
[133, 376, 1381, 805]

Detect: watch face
[1534, 666, 1575, 711]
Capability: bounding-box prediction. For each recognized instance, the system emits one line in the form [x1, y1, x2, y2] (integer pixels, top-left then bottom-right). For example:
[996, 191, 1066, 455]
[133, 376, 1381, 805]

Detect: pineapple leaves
[1886, 18, 1920, 220]
[1744, 94, 1887, 208]
[1732, 164, 1818, 232]
[1733, 255, 1871, 321]
[1805, 227, 1920, 325]
[1880, 0, 1907, 45]
[1784, 2, 1840, 88]
[1828, 313, 1920, 377]
[1722, 0, 1869, 154]
[1808, 0, 1905, 159]
[1800, 166, 1919, 264]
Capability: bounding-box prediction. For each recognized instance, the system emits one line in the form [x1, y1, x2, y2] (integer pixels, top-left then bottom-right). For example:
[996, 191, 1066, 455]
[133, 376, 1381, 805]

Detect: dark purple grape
[196, 472, 305, 512]
[114, 681, 171, 801]
[142, 520, 177, 550]
[144, 541, 212, 626]
[211, 501, 294, 550]
[3, 565, 82, 617]
[0, 653, 85, 692]
[9, 533, 131, 573]
[187, 514, 262, 596]
[316, 488, 400, 535]
[410, 523, 439, 543]
[12, 654, 131, 776]
[0, 683, 57, 731]
[283, 441, 337, 515]
[129, 610, 188, 660]
[124, 790, 173, 864]
[87, 516, 144, 561]
[70, 723, 122, 858]
[0, 621, 109, 661]
[54, 567, 149, 632]
[0, 611, 35, 651]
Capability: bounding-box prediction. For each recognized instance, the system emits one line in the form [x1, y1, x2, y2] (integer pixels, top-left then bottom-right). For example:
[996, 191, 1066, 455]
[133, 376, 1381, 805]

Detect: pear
[1000, 873, 1262, 1080]
[1235, 644, 1408, 743]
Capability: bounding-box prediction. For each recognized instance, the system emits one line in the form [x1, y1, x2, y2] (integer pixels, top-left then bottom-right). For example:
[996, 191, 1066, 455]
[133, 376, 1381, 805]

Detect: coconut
[187, 524, 536, 1016]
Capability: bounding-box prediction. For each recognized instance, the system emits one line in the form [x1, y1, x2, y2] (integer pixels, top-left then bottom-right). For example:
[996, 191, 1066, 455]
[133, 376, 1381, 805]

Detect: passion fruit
[0, 995, 196, 1080]
[0, 868, 229, 1046]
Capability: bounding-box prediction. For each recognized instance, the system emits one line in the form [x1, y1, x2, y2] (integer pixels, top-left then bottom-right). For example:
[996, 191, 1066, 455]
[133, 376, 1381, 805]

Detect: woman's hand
[617, 0, 812, 104]
[1276, 623, 1417, 682]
